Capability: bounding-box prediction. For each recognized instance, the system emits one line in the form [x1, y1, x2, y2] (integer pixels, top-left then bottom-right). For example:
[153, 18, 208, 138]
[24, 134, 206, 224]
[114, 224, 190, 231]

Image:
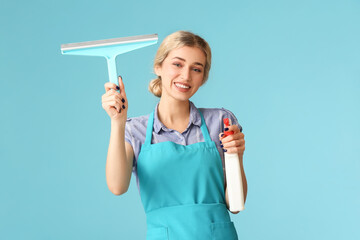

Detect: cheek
[166, 68, 179, 79]
[193, 70, 204, 81]
[161, 63, 179, 77]
[162, 69, 178, 89]
[194, 76, 204, 88]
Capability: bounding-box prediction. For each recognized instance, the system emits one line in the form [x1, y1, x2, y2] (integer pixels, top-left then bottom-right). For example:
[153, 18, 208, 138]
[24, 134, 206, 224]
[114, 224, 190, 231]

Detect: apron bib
[137, 109, 238, 240]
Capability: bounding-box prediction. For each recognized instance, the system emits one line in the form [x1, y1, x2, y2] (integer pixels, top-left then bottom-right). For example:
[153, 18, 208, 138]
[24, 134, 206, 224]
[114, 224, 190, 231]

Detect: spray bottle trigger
[223, 118, 234, 136]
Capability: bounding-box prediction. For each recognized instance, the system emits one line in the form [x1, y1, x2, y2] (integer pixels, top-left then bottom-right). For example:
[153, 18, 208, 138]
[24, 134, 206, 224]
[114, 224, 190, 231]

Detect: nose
[180, 67, 191, 81]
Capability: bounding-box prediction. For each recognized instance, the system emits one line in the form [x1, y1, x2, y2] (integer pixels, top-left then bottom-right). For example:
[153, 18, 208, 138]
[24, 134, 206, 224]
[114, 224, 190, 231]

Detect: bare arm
[102, 76, 133, 195]
[105, 122, 134, 195]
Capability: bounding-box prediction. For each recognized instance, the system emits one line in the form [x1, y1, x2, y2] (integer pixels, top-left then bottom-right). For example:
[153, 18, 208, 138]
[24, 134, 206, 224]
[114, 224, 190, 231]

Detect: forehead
[167, 46, 206, 65]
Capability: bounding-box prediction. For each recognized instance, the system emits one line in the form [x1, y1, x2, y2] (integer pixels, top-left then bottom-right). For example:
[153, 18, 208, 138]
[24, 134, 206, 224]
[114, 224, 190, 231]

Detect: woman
[102, 31, 247, 240]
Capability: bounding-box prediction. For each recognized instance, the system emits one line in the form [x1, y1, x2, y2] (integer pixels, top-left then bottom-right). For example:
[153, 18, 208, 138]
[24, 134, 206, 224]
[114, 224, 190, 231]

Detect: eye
[193, 68, 202, 73]
[173, 62, 182, 67]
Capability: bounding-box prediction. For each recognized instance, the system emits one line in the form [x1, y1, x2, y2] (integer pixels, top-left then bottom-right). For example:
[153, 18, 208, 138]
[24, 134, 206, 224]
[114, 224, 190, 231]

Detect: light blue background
[1, 0, 359, 239]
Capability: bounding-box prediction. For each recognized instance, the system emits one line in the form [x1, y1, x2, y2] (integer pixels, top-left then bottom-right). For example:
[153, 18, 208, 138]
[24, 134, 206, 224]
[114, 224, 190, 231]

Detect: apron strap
[144, 111, 155, 146]
[198, 109, 212, 143]
[144, 108, 212, 146]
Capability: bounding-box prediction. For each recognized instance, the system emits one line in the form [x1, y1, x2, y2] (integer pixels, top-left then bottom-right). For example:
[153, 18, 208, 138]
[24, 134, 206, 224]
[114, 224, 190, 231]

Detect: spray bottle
[223, 118, 245, 212]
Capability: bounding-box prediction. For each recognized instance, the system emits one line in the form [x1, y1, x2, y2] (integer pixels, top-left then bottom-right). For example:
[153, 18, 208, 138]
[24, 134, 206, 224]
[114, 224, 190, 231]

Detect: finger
[105, 90, 126, 111]
[104, 82, 120, 92]
[104, 89, 124, 101]
[102, 101, 120, 114]
[218, 132, 225, 140]
[103, 95, 123, 112]
[222, 139, 245, 149]
[237, 131, 245, 140]
[103, 99, 121, 112]
[225, 124, 240, 134]
[222, 140, 238, 148]
[223, 146, 236, 154]
[224, 146, 243, 154]
[117, 76, 128, 109]
[231, 131, 244, 141]
[223, 130, 244, 142]
[221, 134, 235, 143]
[103, 90, 123, 103]
[219, 133, 226, 149]
[232, 125, 241, 134]
[118, 76, 127, 99]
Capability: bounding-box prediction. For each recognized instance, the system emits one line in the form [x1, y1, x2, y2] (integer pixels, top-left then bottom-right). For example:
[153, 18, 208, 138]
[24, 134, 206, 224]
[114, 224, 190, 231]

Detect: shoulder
[198, 107, 242, 131]
[126, 113, 150, 125]
[198, 107, 237, 119]
[125, 113, 151, 137]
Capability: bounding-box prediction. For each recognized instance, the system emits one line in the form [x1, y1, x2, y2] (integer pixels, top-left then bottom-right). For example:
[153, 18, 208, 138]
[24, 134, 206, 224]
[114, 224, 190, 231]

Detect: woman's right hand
[102, 76, 128, 123]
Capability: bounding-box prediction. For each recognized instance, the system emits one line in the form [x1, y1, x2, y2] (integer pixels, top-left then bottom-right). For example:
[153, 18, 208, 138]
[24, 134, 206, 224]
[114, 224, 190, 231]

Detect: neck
[157, 96, 190, 126]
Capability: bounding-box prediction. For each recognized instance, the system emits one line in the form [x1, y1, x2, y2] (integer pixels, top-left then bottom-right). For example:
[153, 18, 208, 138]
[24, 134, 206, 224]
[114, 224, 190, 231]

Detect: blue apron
[137, 109, 238, 240]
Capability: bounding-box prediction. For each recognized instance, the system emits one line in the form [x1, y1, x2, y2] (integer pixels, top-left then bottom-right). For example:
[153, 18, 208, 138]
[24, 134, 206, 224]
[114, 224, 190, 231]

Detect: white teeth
[175, 83, 190, 89]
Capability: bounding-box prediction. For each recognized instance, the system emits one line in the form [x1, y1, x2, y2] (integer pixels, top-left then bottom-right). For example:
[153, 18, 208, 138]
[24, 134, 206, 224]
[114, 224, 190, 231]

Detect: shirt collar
[153, 100, 202, 134]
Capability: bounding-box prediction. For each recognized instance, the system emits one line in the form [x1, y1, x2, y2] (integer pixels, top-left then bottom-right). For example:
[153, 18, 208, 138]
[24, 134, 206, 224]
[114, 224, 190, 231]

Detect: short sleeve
[221, 108, 243, 132]
[124, 119, 133, 145]
[124, 118, 136, 169]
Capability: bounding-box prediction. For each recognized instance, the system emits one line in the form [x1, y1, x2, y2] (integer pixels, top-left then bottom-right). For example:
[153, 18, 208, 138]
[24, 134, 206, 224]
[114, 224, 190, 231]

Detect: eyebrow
[172, 57, 204, 67]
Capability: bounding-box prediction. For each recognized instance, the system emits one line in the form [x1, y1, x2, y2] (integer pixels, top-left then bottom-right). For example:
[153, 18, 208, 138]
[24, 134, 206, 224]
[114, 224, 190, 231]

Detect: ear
[154, 64, 162, 77]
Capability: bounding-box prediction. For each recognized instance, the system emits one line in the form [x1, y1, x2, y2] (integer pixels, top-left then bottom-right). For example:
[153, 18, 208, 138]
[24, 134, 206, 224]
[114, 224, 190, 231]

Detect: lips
[174, 82, 191, 88]
[174, 82, 191, 92]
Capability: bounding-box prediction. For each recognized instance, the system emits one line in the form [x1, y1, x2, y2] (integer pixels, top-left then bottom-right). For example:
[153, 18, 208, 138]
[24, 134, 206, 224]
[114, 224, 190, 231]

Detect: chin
[166, 86, 197, 102]
[174, 96, 191, 102]
[176, 91, 197, 101]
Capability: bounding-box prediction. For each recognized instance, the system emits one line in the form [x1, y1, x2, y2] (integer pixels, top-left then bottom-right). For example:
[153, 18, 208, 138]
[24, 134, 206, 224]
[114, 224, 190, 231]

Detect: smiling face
[155, 46, 206, 102]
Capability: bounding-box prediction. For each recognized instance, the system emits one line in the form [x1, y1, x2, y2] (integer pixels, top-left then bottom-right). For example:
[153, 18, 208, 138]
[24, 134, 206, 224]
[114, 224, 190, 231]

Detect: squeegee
[61, 34, 158, 87]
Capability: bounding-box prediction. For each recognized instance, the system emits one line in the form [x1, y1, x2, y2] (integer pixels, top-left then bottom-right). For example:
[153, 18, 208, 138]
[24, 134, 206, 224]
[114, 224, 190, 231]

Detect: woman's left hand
[219, 125, 245, 156]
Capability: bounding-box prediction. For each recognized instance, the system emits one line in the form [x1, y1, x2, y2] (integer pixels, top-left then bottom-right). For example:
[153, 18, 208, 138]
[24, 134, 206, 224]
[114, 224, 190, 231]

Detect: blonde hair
[148, 31, 212, 97]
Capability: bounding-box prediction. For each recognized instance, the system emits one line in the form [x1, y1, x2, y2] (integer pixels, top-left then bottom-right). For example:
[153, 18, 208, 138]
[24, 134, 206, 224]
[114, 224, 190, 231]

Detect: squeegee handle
[106, 57, 120, 92]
